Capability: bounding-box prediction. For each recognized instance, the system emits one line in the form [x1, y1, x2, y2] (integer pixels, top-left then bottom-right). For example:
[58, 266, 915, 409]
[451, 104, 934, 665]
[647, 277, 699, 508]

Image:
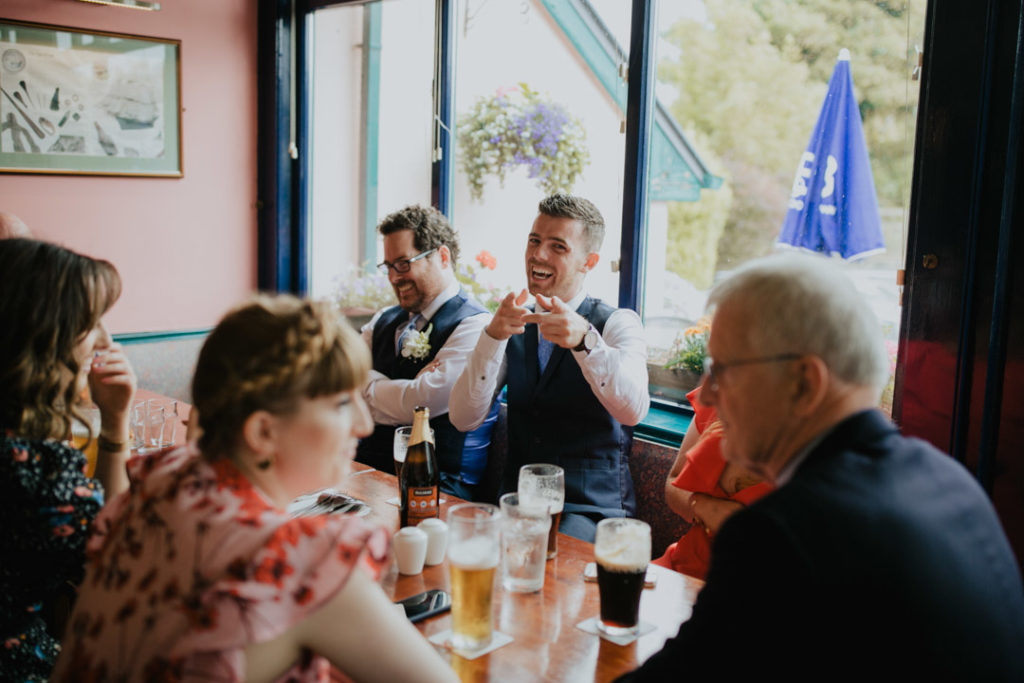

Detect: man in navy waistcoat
[615, 254, 1024, 681]
[451, 195, 649, 542]
[356, 205, 497, 500]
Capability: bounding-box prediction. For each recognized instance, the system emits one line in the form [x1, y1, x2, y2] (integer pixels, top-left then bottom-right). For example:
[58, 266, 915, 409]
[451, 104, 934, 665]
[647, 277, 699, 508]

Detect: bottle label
[406, 486, 439, 524]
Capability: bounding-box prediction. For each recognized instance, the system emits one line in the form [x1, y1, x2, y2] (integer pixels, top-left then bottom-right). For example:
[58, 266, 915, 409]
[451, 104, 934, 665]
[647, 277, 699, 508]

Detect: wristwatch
[574, 324, 599, 354]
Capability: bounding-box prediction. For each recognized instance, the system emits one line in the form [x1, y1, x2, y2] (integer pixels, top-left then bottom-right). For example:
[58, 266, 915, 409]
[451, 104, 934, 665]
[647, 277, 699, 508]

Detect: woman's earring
[257, 455, 275, 470]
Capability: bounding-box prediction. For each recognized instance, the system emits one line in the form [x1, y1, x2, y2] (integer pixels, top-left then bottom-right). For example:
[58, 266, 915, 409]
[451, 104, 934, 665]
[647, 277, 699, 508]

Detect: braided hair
[192, 295, 370, 460]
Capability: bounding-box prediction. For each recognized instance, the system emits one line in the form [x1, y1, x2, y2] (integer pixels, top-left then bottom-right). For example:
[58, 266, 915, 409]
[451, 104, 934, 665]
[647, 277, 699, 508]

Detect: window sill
[635, 399, 693, 449]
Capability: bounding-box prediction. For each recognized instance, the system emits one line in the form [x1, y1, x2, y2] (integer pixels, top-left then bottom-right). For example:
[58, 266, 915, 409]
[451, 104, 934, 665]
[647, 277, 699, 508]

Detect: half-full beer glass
[518, 464, 564, 559]
[594, 518, 651, 637]
[447, 503, 501, 653]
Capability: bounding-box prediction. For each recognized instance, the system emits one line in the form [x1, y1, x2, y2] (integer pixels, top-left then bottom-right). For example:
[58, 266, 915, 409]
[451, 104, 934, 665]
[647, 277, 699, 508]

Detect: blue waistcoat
[504, 297, 637, 519]
[356, 290, 493, 484]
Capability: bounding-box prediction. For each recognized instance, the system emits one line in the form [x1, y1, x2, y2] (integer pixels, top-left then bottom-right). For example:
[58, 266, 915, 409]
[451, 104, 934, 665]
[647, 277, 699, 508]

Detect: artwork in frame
[0, 19, 181, 177]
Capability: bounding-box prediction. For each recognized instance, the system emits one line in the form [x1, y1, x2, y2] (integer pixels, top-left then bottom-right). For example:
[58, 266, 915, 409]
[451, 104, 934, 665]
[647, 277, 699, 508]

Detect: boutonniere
[401, 323, 434, 361]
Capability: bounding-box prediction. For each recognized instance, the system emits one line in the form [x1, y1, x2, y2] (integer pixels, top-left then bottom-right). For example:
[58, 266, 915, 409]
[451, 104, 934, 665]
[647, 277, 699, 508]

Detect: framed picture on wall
[0, 19, 182, 177]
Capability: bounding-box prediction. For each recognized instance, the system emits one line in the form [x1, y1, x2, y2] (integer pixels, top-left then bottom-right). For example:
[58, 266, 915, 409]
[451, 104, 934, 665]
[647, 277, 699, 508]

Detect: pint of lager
[447, 503, 501, 653]
[594, 518, 651, 637]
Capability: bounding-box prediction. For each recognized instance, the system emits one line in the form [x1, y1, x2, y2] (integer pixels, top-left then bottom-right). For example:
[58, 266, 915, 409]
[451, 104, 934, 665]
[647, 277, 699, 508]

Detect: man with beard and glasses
[450, 194, 649, 541]
[355, 205, 498, 500]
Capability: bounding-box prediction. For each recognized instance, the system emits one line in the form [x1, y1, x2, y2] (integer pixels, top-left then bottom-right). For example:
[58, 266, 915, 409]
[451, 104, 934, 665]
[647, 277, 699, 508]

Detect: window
[308, 1, 435, 299]
[642, 0, 927, 412]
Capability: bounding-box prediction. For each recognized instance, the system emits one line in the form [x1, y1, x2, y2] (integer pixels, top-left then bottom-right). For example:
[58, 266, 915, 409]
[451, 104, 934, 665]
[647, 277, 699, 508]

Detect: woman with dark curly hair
[54, 295, 455, 683]
[0, 238, 136, 681]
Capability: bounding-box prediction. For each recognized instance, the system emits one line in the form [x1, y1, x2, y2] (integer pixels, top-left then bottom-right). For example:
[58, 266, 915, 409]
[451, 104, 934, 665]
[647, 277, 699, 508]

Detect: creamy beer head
[594, 521, 651, 571]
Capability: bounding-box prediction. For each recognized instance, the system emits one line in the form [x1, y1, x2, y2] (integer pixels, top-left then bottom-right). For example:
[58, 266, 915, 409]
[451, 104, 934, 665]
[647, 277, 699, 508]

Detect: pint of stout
[594, 518, 651, 637]
[447, 503, 501, 653]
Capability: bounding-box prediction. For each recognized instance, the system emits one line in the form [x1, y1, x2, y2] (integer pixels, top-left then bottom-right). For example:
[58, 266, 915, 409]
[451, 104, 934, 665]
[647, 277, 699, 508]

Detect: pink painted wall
[0, 0, 258, 334]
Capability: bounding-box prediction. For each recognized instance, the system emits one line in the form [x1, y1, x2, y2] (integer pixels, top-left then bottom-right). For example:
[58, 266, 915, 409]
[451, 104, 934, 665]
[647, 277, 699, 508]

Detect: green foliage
[659, 0, 924, 268]
[457, 83, 589, 202]
[455, 250, 503, 313]
[666, 175, 733, 288]
[664, 319, 711, 373]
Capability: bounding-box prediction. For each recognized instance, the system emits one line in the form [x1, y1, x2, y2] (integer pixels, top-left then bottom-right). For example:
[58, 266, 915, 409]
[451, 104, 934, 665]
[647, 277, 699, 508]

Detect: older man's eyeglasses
[702, 353, 803, 390]
[377, 248, 437, 275]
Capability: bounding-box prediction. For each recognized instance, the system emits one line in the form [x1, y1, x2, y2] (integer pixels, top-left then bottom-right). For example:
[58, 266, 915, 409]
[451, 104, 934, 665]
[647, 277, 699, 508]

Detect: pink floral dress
[52, 446, 390, 682]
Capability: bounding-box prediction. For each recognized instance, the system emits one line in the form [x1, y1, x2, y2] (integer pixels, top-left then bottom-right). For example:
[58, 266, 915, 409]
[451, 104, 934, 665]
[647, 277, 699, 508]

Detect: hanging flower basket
[458, 83, 590, 202]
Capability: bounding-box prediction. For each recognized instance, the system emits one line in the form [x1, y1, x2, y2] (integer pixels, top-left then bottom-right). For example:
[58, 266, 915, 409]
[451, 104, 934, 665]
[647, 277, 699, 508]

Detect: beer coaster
[428, 629, 514, 659]
[386, 496, 448, 507]
[575, 618, 655, 645]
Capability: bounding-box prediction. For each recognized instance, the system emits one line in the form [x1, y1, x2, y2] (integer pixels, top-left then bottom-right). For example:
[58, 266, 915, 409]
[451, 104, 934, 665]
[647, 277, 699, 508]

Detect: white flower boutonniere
[401, 323, 433, 362]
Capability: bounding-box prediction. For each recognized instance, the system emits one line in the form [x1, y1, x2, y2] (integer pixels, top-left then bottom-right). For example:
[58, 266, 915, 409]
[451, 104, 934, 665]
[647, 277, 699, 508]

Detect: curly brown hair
[538, 194, 605, 253]
[378, 204, 460, 264]
[192, 294, 371, 460]
[0, 239, 121, 441]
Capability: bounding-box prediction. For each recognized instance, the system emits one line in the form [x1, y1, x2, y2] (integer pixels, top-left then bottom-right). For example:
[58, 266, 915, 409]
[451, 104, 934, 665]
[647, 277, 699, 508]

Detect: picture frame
[0, 19, 181, 177]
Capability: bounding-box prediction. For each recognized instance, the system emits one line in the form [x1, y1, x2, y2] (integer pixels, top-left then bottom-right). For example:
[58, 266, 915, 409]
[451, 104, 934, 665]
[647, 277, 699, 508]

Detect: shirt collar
[773, 423, 838, 486]
[564, 289, 588, 312]
[417, 278, 461, 323]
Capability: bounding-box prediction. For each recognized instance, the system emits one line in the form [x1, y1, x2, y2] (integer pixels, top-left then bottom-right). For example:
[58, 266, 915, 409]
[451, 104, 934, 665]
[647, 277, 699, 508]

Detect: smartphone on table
[395, 589, 451, 623]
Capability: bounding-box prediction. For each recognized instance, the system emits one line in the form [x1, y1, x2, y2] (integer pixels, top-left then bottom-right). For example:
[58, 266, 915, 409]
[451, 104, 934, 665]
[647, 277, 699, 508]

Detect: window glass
[450, 0, 631, 309]
[308, 1, 434, 301]
[644, 0, 926, 412]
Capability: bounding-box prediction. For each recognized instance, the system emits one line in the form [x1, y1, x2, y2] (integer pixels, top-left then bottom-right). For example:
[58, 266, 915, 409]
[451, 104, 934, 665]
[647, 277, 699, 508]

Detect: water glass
[393, 425, 411, 478]
[499, 493, 550, 593]
[131, 399, 177, 452]
[447, 503, 501, 653]
[518, 464, 565, 559]
[594, 518, 651, 638]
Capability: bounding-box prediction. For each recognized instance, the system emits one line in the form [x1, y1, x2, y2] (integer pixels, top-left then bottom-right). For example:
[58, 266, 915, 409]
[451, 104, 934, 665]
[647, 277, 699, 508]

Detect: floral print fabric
[53, 446, 390, 682]
[0, 435, 104, 682]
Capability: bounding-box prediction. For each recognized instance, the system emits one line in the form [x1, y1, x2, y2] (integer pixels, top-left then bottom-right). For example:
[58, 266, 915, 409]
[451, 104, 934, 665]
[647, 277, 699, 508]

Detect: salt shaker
[419, 518, 449, 565]
[393, 526, 428, 575]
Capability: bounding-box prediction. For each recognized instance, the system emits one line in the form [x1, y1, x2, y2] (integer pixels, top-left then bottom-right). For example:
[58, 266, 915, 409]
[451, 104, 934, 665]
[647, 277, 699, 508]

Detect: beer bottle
[400, 406, 439, 527]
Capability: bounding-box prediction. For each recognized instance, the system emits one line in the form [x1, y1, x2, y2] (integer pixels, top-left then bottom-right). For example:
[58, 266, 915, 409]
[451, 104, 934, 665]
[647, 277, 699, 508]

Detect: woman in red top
[652, 385, 773, 580]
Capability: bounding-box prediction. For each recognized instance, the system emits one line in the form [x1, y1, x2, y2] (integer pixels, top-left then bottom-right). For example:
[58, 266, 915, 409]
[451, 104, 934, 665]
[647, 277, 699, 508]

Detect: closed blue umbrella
[777, 49, 885, 260]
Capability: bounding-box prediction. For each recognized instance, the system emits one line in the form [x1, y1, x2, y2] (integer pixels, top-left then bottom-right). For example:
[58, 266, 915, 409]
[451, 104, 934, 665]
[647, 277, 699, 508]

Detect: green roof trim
[538, 0, 722, 201]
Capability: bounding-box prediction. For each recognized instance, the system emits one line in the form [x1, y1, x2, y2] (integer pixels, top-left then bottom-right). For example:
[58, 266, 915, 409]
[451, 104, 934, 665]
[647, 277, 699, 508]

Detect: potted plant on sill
[649, 318, 709, 402]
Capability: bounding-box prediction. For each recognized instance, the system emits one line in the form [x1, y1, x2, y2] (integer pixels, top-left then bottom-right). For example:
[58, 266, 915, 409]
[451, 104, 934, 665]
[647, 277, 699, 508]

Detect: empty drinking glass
[518, 464, 565, 559]
[499, 492, 550, 593]
[393, 425, 412, 478]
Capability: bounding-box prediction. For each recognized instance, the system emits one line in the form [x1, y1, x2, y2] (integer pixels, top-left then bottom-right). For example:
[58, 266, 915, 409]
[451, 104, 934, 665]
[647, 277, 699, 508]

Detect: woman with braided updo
[54, 295, 456, 683]
[0, 238, 136, 682]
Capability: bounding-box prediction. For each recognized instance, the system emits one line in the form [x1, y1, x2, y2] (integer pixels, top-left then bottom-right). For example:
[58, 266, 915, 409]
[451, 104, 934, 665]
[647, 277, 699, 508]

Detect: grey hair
[538, 194, 605, 253]
[707, 253, 889, 391]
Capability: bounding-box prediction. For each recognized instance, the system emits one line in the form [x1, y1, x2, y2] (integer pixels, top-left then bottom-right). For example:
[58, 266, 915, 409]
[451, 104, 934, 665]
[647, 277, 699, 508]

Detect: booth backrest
[120, 334, 206, 403]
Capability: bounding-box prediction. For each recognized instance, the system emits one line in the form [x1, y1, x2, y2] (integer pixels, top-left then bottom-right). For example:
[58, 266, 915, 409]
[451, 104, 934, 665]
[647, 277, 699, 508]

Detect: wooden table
[342, 463, 704, 683]
[131, 391, 703, 681]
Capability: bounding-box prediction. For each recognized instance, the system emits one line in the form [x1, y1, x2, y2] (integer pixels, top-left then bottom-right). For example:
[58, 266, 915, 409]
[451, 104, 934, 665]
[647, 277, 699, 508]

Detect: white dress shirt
[361, 279, 491, 425]
[449, 289, 650, 430]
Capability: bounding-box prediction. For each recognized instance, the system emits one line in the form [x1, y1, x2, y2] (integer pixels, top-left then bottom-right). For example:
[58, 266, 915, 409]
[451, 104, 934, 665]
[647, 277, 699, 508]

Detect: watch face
[2, 49, 26, 74]
[584, 329, 599, 351]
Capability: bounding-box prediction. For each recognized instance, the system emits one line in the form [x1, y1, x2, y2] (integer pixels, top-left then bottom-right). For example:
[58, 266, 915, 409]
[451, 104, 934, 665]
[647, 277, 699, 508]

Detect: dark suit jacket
[619, 410, 1024, 681]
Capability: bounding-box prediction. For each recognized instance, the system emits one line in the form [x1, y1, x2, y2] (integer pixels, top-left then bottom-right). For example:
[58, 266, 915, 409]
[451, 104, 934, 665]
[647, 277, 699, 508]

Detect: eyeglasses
[376, 248, 437, 275]
[702, 353, 803, 390]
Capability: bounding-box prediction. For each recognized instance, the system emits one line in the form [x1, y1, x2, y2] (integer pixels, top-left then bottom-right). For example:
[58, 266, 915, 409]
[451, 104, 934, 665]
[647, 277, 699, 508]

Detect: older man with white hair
[617, 254, 1024, 681]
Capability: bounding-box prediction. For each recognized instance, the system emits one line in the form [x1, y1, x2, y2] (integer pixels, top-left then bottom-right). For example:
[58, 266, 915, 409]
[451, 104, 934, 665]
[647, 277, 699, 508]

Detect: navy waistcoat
[504, 297, 636, 519]
[356, 290, 488, 480]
